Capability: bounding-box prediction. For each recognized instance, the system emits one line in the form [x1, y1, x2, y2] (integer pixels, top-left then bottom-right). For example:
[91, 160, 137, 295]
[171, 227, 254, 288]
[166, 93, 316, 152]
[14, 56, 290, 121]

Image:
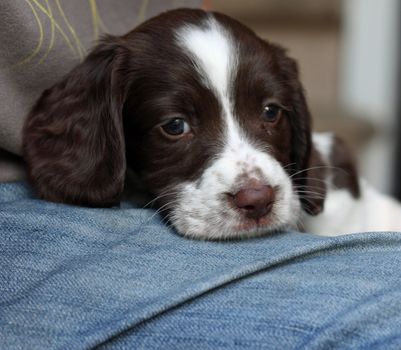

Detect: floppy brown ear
[23, 36, 129, 207]
[301, 134, 361, 216]
[301, 146, 327, 215]
[269, 43, 312, 176]
[270, 45, 321, 214]
[329, 135, 361, 198]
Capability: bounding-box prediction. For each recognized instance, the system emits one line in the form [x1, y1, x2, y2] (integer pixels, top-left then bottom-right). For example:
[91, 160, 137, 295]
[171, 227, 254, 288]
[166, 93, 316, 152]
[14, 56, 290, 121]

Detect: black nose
[231, 185, 275, 219]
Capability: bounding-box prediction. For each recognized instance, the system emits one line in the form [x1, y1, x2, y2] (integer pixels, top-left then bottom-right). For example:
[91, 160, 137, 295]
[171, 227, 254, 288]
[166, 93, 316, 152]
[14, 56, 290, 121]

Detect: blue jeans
[1, 182, 401, 349]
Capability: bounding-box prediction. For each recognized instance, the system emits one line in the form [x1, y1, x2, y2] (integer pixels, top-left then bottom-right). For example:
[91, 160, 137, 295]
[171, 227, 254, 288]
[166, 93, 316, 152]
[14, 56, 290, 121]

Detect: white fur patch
[312, 132, 333, 165]
[304, 180, 401, 236]
[177, 17, 233, 99]
[170, 17, 300, 239]
[176, 16, 241, 143]
[306, 132, 401, 235]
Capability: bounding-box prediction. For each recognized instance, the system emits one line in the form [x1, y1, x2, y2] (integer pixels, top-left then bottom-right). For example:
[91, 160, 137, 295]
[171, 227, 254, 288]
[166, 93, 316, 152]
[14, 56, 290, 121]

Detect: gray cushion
[0, 0, 201, 182]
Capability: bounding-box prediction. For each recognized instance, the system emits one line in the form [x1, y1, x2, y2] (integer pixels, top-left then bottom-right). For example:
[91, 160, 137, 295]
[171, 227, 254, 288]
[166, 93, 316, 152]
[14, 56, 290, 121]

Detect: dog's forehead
[174, 16, 246, 142]
[175, 17, 236, 100]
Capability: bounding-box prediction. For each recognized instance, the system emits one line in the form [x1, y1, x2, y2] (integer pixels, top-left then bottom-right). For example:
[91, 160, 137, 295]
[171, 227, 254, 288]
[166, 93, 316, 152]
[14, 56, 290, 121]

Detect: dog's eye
[262, 104, 282, 122]
[160, 118, 191, 137]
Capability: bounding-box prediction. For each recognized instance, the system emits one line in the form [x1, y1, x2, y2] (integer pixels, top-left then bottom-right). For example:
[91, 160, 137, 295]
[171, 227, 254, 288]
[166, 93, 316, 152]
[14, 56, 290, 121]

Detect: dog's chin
[168, 200, 301, 241]
[172, 217, 295, 241]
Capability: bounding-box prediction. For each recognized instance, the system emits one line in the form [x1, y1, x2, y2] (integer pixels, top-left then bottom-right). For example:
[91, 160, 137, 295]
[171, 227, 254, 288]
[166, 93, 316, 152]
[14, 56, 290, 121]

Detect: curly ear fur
[329, 135, 360, 198]
[302, 146, 327, 215]
[291, 86, 327, 216]
[270, 44, 322, 214]
[303, 134, 361, 216]
[23, 36, 129, 207]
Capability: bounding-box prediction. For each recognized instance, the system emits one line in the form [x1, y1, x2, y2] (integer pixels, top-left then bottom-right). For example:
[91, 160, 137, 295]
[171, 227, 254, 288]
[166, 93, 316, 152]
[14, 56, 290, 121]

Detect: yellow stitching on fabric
[88, 0, 99, 40]
[89, 0, 107, 39]
[55, 0, 85, 60]
[89, 0, 107, 38]
[137, 0, 149, 24]
[12, 0, 44, 67]
[37, 0, 56, 65]
[31, 0, 78, 58]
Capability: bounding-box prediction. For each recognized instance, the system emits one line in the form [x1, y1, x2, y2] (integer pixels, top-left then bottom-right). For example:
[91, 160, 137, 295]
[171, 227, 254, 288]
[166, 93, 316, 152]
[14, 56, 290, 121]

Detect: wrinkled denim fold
[1, 182, 401, 349]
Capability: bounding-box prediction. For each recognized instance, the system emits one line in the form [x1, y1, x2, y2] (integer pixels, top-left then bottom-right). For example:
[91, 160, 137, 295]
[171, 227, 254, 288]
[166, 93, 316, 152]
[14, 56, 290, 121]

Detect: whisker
[293, 177, 340, 191]
[295, 216, 306, 232]
[297, 195, 326, 201]
[292, 176, 330, 184]
[296, 189, 326, 195]
[283, 162, 297, 170]
[289, 165, 346, 179]
[294, 188, 325, 195]
[142, 188, 181, 209]
[294, 186, 326, 194]
[148, 199, 181, 222]
[300, 197, 321, 210]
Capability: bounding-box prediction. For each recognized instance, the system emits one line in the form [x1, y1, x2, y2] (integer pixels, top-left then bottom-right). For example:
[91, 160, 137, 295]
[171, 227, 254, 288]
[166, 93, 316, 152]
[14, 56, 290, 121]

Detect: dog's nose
[231, 185, 275, 219]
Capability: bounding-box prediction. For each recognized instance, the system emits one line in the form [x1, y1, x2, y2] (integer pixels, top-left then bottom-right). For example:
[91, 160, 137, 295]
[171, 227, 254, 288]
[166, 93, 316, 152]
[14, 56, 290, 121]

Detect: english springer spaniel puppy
[306, 133, 401, 236]
[23, 9, 401, 239]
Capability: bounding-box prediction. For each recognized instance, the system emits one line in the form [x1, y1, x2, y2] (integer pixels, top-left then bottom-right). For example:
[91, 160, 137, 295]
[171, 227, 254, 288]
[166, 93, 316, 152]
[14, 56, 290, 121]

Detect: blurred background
[207, 0, 401, 199]
[1, 0, 400, 201]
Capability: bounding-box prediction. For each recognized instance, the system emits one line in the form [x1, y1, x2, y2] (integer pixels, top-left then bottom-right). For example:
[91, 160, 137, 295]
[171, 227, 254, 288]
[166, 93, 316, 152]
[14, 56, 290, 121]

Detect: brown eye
[262, 104, 282, 123]
[160, 118, 191, 137]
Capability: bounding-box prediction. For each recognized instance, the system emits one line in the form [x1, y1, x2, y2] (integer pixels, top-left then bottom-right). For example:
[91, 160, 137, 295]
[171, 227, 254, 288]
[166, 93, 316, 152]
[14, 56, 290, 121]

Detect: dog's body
[305, 133, 401, 236]
[23, 9, 401, 239]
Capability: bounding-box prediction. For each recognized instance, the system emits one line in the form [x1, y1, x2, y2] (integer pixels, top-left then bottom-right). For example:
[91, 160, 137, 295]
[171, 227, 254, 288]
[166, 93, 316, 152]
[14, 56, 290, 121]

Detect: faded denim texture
[1, 182, 401, 349]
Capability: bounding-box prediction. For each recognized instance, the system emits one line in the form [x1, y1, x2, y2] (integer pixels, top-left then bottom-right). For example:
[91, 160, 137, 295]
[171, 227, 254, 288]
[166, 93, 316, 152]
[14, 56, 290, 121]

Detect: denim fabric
[1, 182, 401, 350]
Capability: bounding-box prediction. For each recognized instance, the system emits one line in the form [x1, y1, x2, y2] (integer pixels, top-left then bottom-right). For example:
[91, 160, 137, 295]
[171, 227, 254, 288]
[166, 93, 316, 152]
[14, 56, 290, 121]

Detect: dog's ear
[23, 36, 130, 207]
[287, 77, 327, 215]
[302, 145, 327, 215]
[329, 135, 361, 198]
[271, 45, 320, 214]
[270, 44, 312, 176]
[302, 134, 361, 216]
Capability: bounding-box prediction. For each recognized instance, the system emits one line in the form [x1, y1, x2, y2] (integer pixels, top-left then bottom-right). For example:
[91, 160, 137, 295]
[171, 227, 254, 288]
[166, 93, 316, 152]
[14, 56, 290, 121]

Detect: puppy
[305, 132, 401, 236]
[23, 9, 401, 239]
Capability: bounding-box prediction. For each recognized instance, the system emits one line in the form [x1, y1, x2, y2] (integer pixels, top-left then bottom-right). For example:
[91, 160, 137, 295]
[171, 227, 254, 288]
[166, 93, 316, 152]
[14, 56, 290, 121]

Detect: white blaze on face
[173, 16, 300, 239]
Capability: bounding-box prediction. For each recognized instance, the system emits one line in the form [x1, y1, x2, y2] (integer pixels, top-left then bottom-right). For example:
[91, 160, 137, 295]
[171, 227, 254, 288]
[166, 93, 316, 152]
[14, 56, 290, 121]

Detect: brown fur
[23, 8, 324, 215]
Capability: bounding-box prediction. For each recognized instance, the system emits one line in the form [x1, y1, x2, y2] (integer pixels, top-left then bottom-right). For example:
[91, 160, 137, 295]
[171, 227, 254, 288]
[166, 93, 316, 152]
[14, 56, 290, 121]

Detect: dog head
[23, 9, 326, 239]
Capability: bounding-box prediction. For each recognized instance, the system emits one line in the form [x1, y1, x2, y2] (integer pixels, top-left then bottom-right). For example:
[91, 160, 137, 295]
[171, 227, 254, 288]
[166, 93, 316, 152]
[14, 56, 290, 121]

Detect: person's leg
[1, 182, 401, 349]
[101, 233, 401, 349]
